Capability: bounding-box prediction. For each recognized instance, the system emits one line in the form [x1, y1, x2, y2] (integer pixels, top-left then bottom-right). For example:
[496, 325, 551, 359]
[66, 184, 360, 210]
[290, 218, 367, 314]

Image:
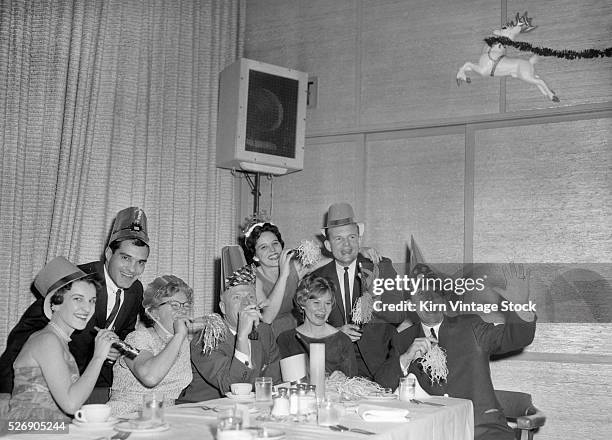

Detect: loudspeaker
[216, 58, 308, 175]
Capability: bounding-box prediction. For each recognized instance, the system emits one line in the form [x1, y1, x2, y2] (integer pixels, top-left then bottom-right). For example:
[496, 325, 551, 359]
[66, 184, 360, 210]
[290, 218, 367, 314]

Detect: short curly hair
[295, 273, 336, 308]
[241, 222, 285, 265]
[140, 275, 193, 327]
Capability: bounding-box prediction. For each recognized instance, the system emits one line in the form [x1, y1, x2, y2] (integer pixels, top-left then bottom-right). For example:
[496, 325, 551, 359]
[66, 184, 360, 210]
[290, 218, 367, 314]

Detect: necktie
[105, 289, 122, 329]
[430, 327, 437, 340]
[343, 267, 351, 324]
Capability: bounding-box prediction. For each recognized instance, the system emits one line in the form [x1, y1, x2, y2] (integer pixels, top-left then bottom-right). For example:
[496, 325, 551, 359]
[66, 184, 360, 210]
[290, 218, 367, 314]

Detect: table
[2, 396, 473, 440]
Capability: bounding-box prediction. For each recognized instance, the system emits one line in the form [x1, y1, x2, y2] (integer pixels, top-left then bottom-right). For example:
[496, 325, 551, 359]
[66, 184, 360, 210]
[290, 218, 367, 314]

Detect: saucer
[71, 416, 118, 430]
[114, 421, 170, 433]
[225, 391, 256, 402]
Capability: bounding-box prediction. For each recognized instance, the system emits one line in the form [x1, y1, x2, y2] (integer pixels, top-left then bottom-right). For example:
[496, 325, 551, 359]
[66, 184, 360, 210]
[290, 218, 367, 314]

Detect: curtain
[0, 0, 245, 348]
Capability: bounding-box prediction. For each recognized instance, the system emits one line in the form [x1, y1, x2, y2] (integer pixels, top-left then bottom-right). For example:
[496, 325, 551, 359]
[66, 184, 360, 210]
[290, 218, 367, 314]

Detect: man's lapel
[112, 288, 134, 331]
[94, 264, 109, 328]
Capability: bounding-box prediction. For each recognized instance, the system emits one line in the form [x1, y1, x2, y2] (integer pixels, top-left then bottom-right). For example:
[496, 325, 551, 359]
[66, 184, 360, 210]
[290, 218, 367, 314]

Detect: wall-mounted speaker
[216, 58, 308, 175]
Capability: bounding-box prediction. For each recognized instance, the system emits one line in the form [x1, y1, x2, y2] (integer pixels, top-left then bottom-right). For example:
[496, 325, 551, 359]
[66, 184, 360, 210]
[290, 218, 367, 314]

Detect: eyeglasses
[159, 300, 192, 311]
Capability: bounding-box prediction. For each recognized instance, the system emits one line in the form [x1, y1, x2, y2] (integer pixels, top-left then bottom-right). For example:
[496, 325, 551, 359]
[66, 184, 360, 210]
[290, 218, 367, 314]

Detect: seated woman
[277, 274, 357, 377]
[108, 275, 192, 416]
[242, 222, 380, 337]
[5, 257, 115, 422]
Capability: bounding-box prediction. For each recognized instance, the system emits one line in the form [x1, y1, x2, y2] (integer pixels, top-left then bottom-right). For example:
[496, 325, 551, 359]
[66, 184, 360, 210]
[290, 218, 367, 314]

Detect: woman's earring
[253, 256, 259, 262]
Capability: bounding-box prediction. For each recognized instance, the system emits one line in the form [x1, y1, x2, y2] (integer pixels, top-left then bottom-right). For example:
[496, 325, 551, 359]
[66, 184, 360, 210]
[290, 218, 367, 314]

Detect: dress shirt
[228, 326, 252, 368]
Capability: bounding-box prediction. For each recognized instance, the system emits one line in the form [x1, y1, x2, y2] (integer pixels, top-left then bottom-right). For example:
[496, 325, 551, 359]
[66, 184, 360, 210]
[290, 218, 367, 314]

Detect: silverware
[411, 398, 445, 407]
[329, 425, 376, 435]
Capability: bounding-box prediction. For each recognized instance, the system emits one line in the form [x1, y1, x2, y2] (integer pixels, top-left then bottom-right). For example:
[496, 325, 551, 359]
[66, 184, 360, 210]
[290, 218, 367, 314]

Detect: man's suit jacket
[387, 312, 536, 434]
[0, 261, 143, 393]
[180, 322, 281, 402]
[312, 256, 410, 382]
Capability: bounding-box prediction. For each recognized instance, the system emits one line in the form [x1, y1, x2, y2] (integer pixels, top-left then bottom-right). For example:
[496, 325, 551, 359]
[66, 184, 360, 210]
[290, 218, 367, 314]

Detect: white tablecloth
[2, 395, 473, 440]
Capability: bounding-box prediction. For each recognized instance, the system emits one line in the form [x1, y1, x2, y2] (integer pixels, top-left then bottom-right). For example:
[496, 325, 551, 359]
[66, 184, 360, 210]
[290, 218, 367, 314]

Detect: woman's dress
[108, 327, 192, 416]
[276, 328, 357, 377]
[6, 353, 79, 422]
[257, 263, 300, 336]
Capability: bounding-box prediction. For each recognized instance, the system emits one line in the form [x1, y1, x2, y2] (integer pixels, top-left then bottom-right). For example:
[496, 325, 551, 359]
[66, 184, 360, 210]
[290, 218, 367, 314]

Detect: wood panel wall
[242, 1, 612, 438]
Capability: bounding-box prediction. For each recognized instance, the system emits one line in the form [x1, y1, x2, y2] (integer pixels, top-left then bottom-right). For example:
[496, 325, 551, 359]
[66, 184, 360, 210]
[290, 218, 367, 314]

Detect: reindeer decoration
[456, 12, 559, 102]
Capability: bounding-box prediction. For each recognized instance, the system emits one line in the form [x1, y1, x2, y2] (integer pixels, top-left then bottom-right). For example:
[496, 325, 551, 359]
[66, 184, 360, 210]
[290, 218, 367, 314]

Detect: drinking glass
[399, 376, 416, 401]
[255, 377, 273, 402]
[142, 392, 165, 424]
[217, 406, 243, 431]
[317, 398, 340, 426]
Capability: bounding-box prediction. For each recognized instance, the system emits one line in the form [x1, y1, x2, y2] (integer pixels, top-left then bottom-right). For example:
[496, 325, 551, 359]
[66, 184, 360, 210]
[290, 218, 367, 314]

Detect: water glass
[399, 376, 416, 401]
[255, 377, 273, 402]
[317, 398, 340, 426]
[142, 392, 165, 424]
[217, 406, 243, 431]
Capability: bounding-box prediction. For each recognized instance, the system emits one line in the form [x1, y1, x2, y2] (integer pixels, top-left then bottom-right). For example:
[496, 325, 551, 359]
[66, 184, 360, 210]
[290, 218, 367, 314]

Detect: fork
[411, 398, 445, 407]
[111, 432, 131, 440]
[329, 425, 375, 435]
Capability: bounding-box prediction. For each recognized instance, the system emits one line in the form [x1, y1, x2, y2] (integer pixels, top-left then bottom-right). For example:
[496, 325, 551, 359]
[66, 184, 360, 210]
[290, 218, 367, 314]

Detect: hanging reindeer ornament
[456, 12, 559, 102]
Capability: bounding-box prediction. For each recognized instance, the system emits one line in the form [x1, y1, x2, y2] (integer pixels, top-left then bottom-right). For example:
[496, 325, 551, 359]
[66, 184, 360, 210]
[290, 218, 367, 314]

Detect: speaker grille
[245, 70, 299, 159]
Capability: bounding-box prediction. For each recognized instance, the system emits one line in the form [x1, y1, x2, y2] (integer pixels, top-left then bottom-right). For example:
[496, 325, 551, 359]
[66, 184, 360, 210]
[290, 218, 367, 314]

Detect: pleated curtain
[0, 0, 245, 347]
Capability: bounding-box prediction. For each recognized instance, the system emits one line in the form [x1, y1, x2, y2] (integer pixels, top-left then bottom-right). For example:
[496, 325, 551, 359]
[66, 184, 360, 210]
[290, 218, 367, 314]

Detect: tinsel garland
[484, 36, 612, 59]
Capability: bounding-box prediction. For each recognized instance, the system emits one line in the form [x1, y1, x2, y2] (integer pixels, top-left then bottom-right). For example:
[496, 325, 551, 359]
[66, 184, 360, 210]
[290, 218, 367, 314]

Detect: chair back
[495, 390, 535, 420]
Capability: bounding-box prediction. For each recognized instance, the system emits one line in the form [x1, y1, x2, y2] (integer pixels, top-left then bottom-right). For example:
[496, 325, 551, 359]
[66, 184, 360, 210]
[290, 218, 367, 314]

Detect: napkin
[357, 404, 409, 422]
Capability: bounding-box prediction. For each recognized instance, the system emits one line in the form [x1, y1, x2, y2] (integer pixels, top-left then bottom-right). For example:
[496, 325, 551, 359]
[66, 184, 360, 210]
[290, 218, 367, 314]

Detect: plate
[114, 421, 170, 433]
[363, 393, 398, 401]
[225, 391, 256, 402]
[71, 416, 118, 430]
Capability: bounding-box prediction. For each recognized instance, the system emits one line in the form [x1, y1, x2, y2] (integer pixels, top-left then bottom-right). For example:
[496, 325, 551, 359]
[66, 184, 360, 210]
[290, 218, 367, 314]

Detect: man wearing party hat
[0, 207, 150, 403]
[312, 202, 410, 385]
[180, 245, 281, 402]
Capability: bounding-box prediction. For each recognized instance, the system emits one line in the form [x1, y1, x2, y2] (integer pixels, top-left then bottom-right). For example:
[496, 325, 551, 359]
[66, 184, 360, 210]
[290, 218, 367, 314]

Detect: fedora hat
[322, 202, 364, 236]
[34, 256, 91, 319]
[109, 207, 149, 245]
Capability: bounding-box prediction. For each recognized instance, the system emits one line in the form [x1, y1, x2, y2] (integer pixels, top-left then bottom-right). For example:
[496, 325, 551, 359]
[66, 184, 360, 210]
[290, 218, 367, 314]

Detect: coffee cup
[230, 383, 252, 396]
[74, 404, 111, 423]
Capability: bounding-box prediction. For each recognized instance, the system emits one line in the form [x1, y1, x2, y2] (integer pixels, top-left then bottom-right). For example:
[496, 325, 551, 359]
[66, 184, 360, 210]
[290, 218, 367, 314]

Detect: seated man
[385, 263, 536, 440]
[181, 265, 281, 402]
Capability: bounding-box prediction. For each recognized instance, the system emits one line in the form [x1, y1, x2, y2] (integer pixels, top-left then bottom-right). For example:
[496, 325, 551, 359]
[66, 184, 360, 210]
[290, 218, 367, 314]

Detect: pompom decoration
[352, 293, 374, 325]
[195, 313, 227, 354]
[351, 262, 380, 324]
[419, 344, 449, 385]
[293, 239, 322, 267]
